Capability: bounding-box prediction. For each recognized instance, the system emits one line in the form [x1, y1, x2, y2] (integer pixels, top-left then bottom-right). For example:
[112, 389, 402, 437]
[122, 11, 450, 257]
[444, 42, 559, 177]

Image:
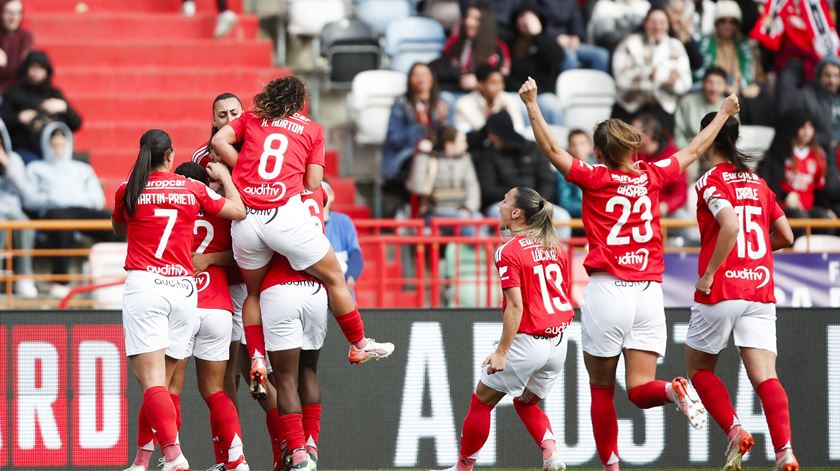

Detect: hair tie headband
[538, 199, 545, 209]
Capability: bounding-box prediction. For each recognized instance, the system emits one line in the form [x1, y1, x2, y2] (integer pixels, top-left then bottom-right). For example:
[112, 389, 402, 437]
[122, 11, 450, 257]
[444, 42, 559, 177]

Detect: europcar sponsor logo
[724, 266, 770, 288]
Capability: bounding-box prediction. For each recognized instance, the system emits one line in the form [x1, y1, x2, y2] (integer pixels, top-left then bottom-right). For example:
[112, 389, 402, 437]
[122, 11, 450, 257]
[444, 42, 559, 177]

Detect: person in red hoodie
[0, 0, 33, 94]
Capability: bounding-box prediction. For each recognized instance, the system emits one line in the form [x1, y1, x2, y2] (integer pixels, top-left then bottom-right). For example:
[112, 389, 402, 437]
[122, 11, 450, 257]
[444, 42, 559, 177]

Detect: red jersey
[113, 172, 226, 276]
[260, 188, 327, 291]
[494, 235, 574, 337]
[193, 211, 233, 311]
[695, 164, 785, 304]
[781, 146, 825, 211]
[229, 111, 325, 210]
[566, 156, 681, 282]
[191, 141, 212, 168]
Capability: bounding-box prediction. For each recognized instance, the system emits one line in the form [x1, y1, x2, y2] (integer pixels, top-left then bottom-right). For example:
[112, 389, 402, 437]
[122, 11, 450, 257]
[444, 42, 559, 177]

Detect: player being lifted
[441, 186, 573, 471]
[687, 113, 797, 471]
[210, 76, 393, 394]
[521, 77, 739, 470]
[114, 130, 246, 471]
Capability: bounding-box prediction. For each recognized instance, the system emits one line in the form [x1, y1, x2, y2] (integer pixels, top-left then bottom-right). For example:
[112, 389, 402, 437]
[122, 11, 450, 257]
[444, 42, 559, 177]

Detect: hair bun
[538, 199, 545, 209]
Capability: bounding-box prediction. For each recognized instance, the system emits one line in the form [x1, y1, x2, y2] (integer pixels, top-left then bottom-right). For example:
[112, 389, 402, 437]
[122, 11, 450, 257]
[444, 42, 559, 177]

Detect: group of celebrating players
[111, 73, 798, 471]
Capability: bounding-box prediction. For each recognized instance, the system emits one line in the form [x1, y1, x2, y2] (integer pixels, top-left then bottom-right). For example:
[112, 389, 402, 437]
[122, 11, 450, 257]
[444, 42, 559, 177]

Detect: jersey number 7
[153, 208, 178, 259]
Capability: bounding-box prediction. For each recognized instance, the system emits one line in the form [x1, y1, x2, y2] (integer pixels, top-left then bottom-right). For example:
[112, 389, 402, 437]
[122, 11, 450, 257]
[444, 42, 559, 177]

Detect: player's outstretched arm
[673, 94, 740, 171]
[483, 286, 524, 374]
[770, 215, 794, 251]
[519, 77, 574, 176]
[696, 206, 739, 295]
[210, 125, 240, 167]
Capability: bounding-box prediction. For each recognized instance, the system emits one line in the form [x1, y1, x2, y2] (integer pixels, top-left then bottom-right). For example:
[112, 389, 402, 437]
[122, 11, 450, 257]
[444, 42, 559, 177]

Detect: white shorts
[231, 194, 331, 271]
[166, 308, 233, 361]
[122, 271, 197, 358]
[260, 280, 329, 352]
[480, 333, 568, 398]
[581, 274, 666, 358]
[229, 283, 246, 342]
[687, 301, 777, 355]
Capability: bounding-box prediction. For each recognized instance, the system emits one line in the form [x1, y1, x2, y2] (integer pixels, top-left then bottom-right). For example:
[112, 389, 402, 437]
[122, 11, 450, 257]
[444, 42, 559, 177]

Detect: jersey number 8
[258, 133, 289, 180]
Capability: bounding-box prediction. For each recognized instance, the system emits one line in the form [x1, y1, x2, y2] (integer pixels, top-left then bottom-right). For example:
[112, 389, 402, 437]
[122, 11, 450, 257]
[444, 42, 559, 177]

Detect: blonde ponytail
[511, 187, 559, 249]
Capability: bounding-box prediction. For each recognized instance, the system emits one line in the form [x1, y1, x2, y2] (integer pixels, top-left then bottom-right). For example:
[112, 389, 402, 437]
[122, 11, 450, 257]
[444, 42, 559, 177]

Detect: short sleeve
[647, 156, 681, 186]
[565, 159, 605, 191]
[228, 112, 249, 142]
[112, 182, 127, 223]
[191, 179, 226, 216]
[697, 172, 732, 218]
[771, 200, 785, 221]
[307, 126, 326, 167]
[495, 245, 520, 289]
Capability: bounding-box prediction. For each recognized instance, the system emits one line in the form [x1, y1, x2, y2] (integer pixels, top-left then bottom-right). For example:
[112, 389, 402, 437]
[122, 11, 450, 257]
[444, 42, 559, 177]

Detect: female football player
[687, 113, 797, 471]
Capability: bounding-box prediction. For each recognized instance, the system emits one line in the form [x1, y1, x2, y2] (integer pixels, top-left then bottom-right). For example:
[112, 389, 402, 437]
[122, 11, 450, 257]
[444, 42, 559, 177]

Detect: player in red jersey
[113, 130, 245, 471]
[687, 114, 797, 471]
[192, 92, 243, 169]
[211, 76, 393, 390]
[259, 185, 330, 471]
[521, 77, 739, 470]
[439, 187, 572, 471]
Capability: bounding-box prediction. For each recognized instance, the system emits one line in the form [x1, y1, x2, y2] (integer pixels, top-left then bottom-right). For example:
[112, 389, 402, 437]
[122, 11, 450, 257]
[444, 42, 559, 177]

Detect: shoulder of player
[495, 235, 522, 263]
[191, 143, 210, 162]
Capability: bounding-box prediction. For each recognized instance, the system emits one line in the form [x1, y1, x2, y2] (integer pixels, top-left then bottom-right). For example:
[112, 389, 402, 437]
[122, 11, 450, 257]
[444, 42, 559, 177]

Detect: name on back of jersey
[517, 237, 559, 263]
[260, 114, 308, 135]
[135, 192, 196, 206]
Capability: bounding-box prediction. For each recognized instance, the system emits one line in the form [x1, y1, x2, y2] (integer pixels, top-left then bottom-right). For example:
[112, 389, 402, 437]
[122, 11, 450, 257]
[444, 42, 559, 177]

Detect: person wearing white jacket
[24, 121, 116, 298]
[611, 7, 693, 133]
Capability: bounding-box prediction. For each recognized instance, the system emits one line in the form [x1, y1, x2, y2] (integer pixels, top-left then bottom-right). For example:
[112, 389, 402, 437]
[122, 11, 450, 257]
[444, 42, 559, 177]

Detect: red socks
[142, 386, 182, 461]
[244, 325, 266, 359]
[206, 391, 245, 464]
[279, 413, 306, 453]
[627, 380, 670, 409]
[459, 394, 494, 461]
[692, 370, 738, 432]
[334, 308, 365, 345]
[170, 393, 182, 432]
[267, 408, 282, 465]
[756, 378, 792, 452]
[136, 406, 155, 450]
[590, 384, 619, 466]
[513, 398, 555, 459]
[302, 403, 322, 452]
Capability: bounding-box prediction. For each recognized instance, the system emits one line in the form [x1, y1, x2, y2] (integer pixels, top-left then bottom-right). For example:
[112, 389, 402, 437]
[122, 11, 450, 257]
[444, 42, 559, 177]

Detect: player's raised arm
[519, 77, 574, 176]
[483, 285, 524, 374]
[210, 124, 239, 167]
[673, 94, 740, 171]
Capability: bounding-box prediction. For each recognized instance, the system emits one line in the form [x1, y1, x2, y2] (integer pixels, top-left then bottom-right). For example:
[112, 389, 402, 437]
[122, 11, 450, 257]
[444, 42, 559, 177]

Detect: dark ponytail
[124, 129, 172, 214]
[700, 112, 754, 173]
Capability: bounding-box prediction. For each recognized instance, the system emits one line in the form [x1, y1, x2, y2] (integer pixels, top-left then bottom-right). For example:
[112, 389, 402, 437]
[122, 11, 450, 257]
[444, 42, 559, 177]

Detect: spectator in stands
[472, 110, 556, 213]
[0, 51, 82, 164]
[684, 0, 716, 38]
[0, 118, 34, 298]
[431, 1, 510, 107]
[555, 129, 596, 219]
[406, 126, 481, 235]
[785, 56, 840, 153]
[505, 2, 565, 125]
[674, 66, 728, 175]
[0, 0, 32, 94]
[382, 63, 450, 186]
[181, 0, 238, 38]
[322, 182, 364, 294]
[455, 64, 525, 135]
[23, 123, 116, 298]
[632, 114, 690, 221]
[612, 7, 693, 133]
[587, 0, 650, 52]
[664, 0, 705, 73]
[760, 111, 834, 223]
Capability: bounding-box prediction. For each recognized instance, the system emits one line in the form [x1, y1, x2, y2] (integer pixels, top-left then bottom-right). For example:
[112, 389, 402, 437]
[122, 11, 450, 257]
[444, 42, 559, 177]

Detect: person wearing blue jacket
[0, 118, 36, 298]
[323, 182, 364, 293]
[555, 129, 596, 218]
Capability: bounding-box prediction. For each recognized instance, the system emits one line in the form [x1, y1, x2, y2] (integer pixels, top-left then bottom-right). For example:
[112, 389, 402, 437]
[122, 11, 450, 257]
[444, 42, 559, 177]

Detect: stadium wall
[2, 309, 838, 469]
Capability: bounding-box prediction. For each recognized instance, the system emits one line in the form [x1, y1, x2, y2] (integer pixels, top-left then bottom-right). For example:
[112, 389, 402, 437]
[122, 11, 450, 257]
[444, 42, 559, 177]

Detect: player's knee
[515, 389, 541, 405]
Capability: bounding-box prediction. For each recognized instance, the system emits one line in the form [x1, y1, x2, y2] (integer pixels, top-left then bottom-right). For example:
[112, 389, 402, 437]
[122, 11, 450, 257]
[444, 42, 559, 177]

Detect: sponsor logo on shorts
[244, 182, 287, 203]
[724, 266, 770, 288]
[280, 279, 323, 295]
[617, 248, 649, 271]
[154, 277, 196, 297]
[146, 264, 188, 277]
[195, 271, 211, 293]
[246, 206, 280, 224]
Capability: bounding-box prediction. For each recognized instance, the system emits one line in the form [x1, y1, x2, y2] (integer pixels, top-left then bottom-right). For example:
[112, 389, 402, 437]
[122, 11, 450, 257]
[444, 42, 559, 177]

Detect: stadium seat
[792, 234, 840, 252]
[421, 0, 461, 31]
[556, 69, 616, 131]
[347, 69, 407, 145]
[442, 243, 501, 308]
[384, 16, 446, 74]
[320, 18, 381, 86]
[738, 125, 775, 163]
[287, 0, 347, 36]
[356, 0, 412, 36]
[88, 242, 128, 309]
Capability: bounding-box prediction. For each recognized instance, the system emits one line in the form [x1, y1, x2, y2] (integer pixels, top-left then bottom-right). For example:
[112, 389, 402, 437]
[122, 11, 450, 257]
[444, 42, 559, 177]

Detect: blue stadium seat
[384, 16, 445, 74]
[357, 0, 413, 36]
